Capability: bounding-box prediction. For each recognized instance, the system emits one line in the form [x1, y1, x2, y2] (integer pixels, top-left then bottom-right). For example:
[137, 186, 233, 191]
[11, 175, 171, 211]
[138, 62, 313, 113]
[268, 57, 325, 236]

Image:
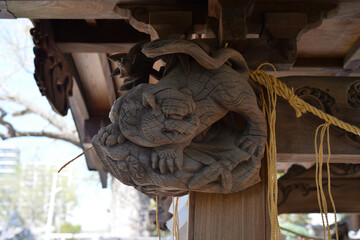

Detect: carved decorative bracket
[31, 20, 73, 116]
[92, 39, 266, 196]
[278, 164, 360, 213]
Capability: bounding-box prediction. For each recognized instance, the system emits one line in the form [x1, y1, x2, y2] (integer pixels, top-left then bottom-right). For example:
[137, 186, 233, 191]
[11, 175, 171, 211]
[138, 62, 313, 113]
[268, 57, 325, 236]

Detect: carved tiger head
[110, 84, 200, 147]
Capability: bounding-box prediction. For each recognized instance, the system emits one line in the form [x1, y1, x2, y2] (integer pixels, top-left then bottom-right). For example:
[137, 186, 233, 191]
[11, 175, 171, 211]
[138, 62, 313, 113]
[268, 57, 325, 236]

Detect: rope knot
[288, 88, 307, 118]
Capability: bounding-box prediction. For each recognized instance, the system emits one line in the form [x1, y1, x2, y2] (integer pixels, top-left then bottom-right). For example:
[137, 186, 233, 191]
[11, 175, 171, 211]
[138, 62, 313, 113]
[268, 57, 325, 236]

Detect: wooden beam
[71, 52, 114, 116]
[337, 37, 360, 76]
[50, 19, 149, 53]
[6, 0, 123, 19]
[56, 43, 135, 53]
[278, 154, 360, 164]
[275, 76, 360, 164]
[0, 0, 15, 18]
[99, 53, 117, 106]
[188, 159, 269, 240]
[278, 164, 360, 213]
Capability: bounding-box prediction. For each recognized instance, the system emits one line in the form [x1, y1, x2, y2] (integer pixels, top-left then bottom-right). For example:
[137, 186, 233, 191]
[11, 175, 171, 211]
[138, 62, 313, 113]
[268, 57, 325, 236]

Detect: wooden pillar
[188, 159, 269, 240]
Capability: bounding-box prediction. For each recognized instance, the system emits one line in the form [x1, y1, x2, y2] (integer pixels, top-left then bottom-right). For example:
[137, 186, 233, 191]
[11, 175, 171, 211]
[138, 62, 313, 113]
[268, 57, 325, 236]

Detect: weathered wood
[31, 20, 73, 116]
[276, 76, 360, 159]
[0, 0, 15, 18]
[342, 37, 360, 76]
[68, 77, 89, 122]
[149, 11, 192, 38]
[56, 43, 136, 53]
[6, 0, 122, 19]
[265, 12, 307, 39]
[344, 38, 360, 67]
[99, 53, 116, 106]
[278, 154, 360, 164]
[188, 158, 268, 240]
[71, 52, 113, 116]
[50, 19, 149, 53]
[92, 40, 267, 196]
[297, 19, 360, 58]
[278, 164, 360, 213]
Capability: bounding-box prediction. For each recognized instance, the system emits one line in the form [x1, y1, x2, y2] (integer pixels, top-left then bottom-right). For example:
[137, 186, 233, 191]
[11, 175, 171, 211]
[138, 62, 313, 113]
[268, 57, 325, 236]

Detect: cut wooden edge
[277, 153, 360, 163]
[56, 42, 136, 53]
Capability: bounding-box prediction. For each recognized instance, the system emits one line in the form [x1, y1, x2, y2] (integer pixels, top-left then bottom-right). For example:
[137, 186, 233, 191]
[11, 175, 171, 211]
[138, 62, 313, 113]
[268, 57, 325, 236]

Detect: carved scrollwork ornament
[295, 86, 335, 114]
[92, 39, 267, 196]
[348, 80, 360, 108]
[30, 20, 73, 116]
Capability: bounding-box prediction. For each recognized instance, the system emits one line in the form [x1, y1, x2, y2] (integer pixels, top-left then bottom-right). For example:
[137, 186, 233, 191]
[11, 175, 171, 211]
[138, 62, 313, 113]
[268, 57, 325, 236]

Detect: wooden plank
[99, 53, 116, 106]
[72, 52, 112, 116]
[68, 77, 89, 121]
[297, 19, 360, 58]
[344, 37, 360, 69]
[278, 164, 360, 213]
[56, 42, 135, 53]
[188, 159, 269, 240]
[278, 154, 360, 164]
[51, 19, 149, 53]
[149, 11, 192, 38]
[276, 76, 360, 160]
[0, 0, 15, 18]
[6, 0, 123, 19]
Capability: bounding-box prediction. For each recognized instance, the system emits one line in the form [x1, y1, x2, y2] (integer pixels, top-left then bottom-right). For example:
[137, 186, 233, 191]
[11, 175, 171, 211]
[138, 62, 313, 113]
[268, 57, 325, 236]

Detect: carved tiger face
[110, 84, 200, 147]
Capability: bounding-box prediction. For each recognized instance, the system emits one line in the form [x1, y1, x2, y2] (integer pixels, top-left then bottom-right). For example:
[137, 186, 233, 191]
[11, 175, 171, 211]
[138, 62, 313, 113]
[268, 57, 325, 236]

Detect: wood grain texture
[188, 158, 268, 240]
[278, 164, 360, 213]
[72, 53, 113, 115]
[7, 0, 122, 19]
[56, 42, 136, 53]
[92, 39, 267, 196]
[0, 0, 15, 18]
[297, 19, 360, 58]
[276, 76, 360, 156]
[344, 37, 360, 68]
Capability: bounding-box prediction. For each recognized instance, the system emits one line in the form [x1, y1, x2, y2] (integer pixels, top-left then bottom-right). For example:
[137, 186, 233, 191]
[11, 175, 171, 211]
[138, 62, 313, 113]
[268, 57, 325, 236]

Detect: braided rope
[250, 64, 360, 137]
[251, 64, 348, 240]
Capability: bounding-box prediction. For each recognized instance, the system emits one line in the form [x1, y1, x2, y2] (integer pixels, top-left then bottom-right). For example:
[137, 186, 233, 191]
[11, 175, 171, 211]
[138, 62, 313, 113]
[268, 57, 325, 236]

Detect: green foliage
[60, 222, 81, 233]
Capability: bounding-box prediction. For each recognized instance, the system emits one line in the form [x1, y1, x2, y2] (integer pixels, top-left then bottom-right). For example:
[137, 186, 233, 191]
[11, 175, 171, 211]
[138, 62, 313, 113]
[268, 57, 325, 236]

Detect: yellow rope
[259, 67, 281, 240]
[156, 196, 161, 240]
[315, 123, 339, 240]
[251, 64, 352, 240]
[172, 197, 180, 240]
[58, 146, 93, 173]
[250, 64, 360, 136]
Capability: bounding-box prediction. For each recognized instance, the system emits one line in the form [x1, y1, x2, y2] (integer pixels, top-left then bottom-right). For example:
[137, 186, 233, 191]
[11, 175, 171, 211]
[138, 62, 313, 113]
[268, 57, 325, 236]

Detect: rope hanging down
[250, 64, 359, 240]
[250, 64, 360, 136]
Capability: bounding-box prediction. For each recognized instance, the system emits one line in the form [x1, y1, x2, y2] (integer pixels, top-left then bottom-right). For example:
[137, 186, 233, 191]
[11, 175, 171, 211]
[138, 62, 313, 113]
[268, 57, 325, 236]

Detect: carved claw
[151, 148, 183, 174]
[236, 135, 266, 157]
[98, 122, 124, 147]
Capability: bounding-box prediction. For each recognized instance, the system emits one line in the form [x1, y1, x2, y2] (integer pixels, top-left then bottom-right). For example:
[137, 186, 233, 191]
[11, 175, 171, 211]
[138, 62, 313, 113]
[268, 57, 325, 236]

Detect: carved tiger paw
[98, 122, 126, 147]
[151, 147, 183, 174]
[236, 135, 266, 158]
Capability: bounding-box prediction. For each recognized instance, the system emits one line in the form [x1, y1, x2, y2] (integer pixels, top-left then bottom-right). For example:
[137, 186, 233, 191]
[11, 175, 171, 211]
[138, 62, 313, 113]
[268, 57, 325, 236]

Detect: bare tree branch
[0, 84, 70, 132]
[0, 93, 81, 148]
[0, 130, 81, 148]
[12, 109, 32, 116]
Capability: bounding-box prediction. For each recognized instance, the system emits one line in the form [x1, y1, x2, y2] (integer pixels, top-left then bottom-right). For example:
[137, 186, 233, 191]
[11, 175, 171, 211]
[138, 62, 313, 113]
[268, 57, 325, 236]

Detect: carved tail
[141, 39, 249, 75]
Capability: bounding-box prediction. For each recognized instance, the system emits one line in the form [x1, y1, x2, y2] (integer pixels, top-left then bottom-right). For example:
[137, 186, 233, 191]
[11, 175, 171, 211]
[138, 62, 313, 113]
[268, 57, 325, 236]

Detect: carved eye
[162, 128, 172, 134]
